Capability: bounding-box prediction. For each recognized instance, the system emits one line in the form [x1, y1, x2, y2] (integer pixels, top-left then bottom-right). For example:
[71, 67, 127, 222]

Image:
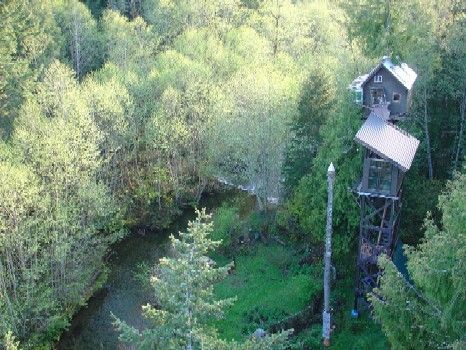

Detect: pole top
[328, 162, 335, 175]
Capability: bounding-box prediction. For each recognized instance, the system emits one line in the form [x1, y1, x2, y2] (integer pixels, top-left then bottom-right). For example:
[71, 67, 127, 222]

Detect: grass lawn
[212, 244, 322, 340]
[292, 253, 389, 350]
[329, 265, 389, 350]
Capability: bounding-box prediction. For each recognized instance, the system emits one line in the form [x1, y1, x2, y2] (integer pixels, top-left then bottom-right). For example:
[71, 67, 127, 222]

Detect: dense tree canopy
[0, 0, 464, 348]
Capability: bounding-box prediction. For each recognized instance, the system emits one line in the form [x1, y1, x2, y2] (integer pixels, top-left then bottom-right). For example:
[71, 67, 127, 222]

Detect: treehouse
[351, 59, 420, 311]
[353, 113, 419, 297]
[350, 57, 417, 121]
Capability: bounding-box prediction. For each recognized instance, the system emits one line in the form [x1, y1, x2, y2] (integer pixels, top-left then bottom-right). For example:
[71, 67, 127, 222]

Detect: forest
[0, 0, 464, 349]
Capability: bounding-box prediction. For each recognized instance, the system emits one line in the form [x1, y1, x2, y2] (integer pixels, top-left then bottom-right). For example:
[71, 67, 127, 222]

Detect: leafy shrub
[212, 204, 240, 251]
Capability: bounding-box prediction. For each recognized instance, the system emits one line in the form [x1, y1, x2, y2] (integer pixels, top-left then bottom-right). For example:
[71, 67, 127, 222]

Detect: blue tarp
[392, 240, 413, 283]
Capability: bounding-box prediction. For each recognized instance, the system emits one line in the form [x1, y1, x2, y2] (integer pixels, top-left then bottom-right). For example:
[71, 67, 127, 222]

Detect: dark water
[57, 190, 245, 350]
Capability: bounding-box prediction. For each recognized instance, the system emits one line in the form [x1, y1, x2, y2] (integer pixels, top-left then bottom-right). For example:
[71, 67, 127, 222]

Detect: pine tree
[370, 169, 466, 349]
[113, 209, 235, 349]
[283, 67, 336, 195]
[281, 94, 361, 249]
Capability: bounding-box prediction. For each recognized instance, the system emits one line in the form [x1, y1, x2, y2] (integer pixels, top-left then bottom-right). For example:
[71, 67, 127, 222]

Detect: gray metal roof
[381, 57, 417, 90]
[352, 57, 417, 91]
[349, 74, 369, 90]
[355, 113, 420, 172]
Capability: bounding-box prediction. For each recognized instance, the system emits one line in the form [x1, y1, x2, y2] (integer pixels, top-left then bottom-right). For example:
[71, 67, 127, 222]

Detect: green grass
[329, 270, 389, 350]
[330, 314, 389, 350]
[212, 244, 322, 340]
[289, 258, 389, 350]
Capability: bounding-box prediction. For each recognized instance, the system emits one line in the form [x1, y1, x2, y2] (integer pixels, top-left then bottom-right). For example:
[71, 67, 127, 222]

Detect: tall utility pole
[323, 162, 335, 347]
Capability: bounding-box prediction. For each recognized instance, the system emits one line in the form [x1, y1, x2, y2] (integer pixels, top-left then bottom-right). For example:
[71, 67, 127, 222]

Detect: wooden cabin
[350, 57, 417, 120]
[354, 113, 420, 197]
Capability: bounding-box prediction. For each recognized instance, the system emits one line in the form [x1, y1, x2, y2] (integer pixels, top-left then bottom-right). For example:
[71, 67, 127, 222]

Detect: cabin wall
[363, 66, 408, 117]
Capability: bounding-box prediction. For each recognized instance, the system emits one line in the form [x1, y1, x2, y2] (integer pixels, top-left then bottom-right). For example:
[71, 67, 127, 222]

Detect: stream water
[57, 190, 241, 349]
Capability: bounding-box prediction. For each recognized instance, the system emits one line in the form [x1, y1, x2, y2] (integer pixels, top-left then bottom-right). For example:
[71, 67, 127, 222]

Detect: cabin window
[367, 159, 391, 193]
[393, 93, 401, 102]
[374, 75, 383, 83]
[355, 90, 363, 104]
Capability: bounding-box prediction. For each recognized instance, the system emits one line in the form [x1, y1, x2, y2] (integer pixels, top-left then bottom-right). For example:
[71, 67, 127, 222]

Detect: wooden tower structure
[350, 57, 420, 310]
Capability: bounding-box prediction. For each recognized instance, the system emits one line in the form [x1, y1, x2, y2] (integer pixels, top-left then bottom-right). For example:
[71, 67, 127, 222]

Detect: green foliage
[281, 95, 361, 253]
[283, 67, 336, 194]
[330, 315, 389, 350]
[199, 328, 293, 350]
[113, 209, 235, 349]
[213, 245, 321, 340]
[232, 331, 293, 350]
[53, 0, 103, 79]
[101, 10, 159, 70]
[342, 0, 437, 60]
[400, 175, 444, 244]
[114, 211, 293, 349]
[211, 63, 300, 209]
[142, 0, 242, 45]
[0, 60, 122, 347]
[0, 0, 62, 126]
[82, 0, 107, 18]
[1, 0, 465, 347]
[3, 331, 22, 350]
[212, 204, 240, 250]
[371, 169, 466, 349]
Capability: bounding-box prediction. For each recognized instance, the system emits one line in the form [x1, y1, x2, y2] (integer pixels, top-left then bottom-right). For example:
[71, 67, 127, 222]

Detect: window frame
[374, 75, 383, 83]
[367, 158, 392, 194]
[355, 90, 363, 104]
[393, 92, 401, 103]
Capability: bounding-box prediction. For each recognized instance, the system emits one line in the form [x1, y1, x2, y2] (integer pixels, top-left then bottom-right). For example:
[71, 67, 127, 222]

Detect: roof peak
[380, 57, 417, 90]
[351, 57, 418, 91]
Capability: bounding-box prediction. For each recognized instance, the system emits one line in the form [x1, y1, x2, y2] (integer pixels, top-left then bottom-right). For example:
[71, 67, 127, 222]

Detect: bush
[212, 204, 240, 251]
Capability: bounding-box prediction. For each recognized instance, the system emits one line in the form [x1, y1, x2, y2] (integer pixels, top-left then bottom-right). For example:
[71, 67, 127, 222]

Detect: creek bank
[56, 189, 247, 350]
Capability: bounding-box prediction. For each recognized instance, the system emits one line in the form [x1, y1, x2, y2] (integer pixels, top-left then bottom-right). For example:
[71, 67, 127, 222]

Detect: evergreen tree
[280, 94, 361, 251]
[283, 67, 336, 195]
[370, 169, 466, 349]
[113, 209, 235, 349]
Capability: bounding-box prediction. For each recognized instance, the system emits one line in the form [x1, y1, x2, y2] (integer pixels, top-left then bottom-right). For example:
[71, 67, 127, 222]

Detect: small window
[367, 159, 392, 193]
[393, 93, 401, 102]
[355, 90, 363, 104]
[374, 75, 383, 83]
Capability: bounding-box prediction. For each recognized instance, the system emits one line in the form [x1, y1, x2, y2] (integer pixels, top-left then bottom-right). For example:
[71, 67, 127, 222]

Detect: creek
[57, 190, 242, 349]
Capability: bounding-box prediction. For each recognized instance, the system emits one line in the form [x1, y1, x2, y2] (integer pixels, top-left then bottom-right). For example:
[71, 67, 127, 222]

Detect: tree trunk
[453, 81, 466, 172]
[72, 9, 82, 80]
[423, 88, 434, 179]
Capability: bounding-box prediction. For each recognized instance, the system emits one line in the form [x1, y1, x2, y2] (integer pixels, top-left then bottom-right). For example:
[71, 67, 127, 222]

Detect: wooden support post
[323, 163, 335, 347]
[377, 202, 388, 245]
